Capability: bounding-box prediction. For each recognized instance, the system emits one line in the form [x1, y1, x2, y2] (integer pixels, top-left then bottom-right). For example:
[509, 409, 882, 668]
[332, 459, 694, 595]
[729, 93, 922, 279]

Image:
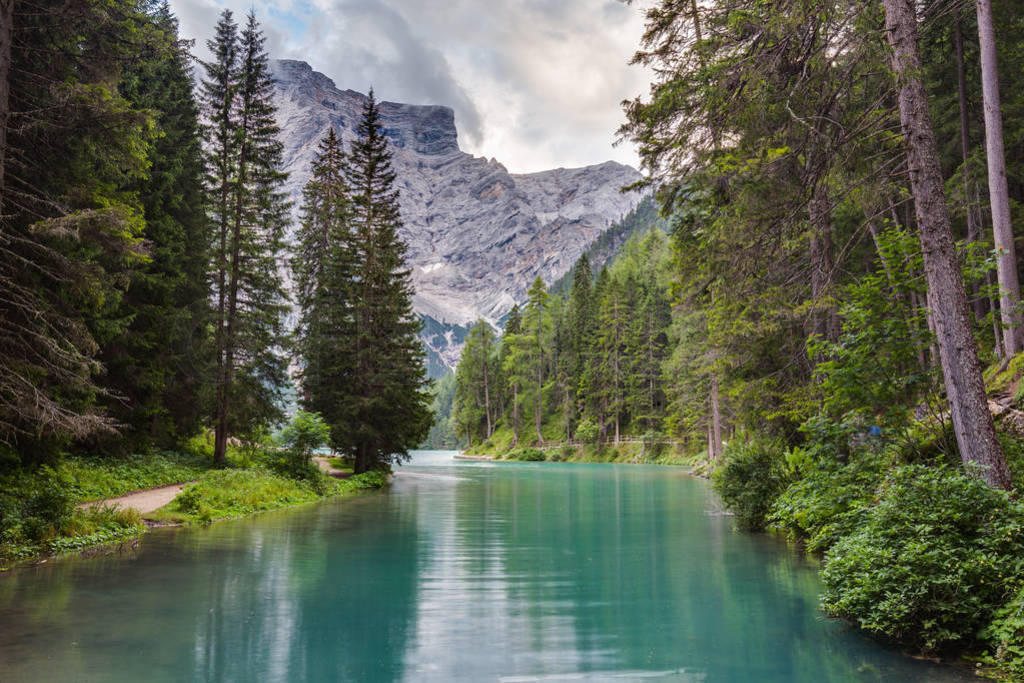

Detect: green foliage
[453, 320, 499, 444]
[508, 447, 546, 462]
[770, 447, 889, 554]
[0, 466, 146, 564]
[809, 227, 941, 445]
[279, 411, 330, 460]
[337, 91, 433, 472]
[712, 440, 789, 531]
[574, 418, 600, 444]
[821, 465, 1024, 652]
[981, 586, 1024, 677]
[168, 469, 321, 523]
[63, 451, 213, 502]
[422, 372, 464, 449]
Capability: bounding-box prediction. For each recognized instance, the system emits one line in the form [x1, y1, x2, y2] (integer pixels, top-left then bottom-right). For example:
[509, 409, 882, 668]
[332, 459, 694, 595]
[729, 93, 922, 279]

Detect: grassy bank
[0, 444, 386, 568]
[147, 468, 385, 525]
[0, 450, 214, 567]
[463, 420, 691, 466]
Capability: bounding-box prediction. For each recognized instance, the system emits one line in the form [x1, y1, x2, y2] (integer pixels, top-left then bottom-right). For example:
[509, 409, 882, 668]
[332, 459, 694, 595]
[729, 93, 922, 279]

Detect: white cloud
[170, 0, 652, 173]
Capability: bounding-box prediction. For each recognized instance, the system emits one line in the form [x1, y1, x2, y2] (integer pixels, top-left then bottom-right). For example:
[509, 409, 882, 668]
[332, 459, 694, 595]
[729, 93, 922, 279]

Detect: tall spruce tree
[103, 1, 210, 449]
[454, 320, 497, 444]
[343, 91, 431, 473]
[0, 0, 152, 462]
[201, 10, 290, 464]
[292, 128, 356, 449]
[522, 276, 550, 444]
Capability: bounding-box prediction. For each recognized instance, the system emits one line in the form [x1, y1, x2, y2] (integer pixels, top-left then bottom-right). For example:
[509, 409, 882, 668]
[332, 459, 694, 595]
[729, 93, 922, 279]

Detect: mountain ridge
[271, 59, 643, 371]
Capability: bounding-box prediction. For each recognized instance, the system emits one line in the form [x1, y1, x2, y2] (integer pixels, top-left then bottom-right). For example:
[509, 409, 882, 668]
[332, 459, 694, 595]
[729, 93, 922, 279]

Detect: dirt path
[313, 456, 352, 479]
[77, 483, 190, 515]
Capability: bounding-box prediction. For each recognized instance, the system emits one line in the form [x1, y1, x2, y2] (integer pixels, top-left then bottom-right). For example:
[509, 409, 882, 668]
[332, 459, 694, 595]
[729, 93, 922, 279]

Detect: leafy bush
[343, 471, 389, 490]
[982, 585, 1024, 677]
[821, 465, 1024, 652]
[641, 430, 666, 460]
[0, 466, 74, 545]
[508, 447, 545, 462]
[268, 411, 332, 490]
[574, 419, 600, 444]
[171, 469, 321, 523]
[712, 440, 789, 531]
[770, 448, 888, 553]
[279, 411, 330, 461]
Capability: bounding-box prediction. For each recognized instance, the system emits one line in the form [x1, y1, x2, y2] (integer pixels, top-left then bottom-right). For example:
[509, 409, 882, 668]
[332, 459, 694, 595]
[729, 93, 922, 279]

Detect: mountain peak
[271, 59, 642, 372]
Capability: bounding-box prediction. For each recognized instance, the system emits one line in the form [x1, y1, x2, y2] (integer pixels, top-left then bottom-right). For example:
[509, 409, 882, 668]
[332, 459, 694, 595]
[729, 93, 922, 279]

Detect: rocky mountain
[271, 60, 643, 373]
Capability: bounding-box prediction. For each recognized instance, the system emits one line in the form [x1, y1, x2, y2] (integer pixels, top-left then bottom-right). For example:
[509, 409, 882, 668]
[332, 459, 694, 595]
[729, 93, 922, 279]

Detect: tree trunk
[0, 0, 11, 203]
[710, 375, 722, 460]
[353, 444, 369, 474]
[881, 0, 1011, 490]
[483, 354, 492, 438]
[976, 0, 1021, 356]
[955, 14, 986, 323]
[511, 383, 519, 447]
[808, 184, 839, 343]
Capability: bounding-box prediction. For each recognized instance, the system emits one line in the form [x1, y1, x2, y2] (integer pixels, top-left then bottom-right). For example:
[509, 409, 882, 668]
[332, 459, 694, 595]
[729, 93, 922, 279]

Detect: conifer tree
[201, 10, 290, 464]
[342, 91, 431, 473]
[104, 1, 210, 448]
[0, 0, 152, 460]
[292, 128, 356, 449]
[522, 277, 551, 444]
[501, 305, 525, 446]
[454, 320, 497, 444]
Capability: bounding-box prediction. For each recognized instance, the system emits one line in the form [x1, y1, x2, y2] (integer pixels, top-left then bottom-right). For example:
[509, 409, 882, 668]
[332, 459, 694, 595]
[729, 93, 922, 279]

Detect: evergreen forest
[447, 0, 1024, 673]
[0, 3, 428, 560]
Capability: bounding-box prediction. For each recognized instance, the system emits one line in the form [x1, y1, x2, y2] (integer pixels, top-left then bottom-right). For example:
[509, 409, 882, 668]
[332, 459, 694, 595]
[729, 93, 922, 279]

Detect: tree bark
[482, 348, 492, 438]
[0, 0, 11, 203]
[511, 383, 519, 448]
[710, 375, 722, 460]
[808, 184, 839, 343]
[954, 14, 986, 323]
[976, 0, 1021, 356]
[881, 0, 1011, 490]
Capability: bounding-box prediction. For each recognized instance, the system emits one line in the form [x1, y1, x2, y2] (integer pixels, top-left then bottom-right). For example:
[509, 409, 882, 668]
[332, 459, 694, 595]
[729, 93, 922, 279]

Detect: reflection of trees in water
[189, 499, 423, 681]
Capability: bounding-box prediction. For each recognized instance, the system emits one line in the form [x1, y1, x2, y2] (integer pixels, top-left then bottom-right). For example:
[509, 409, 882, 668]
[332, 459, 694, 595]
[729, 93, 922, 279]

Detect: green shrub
[821, 465, 1024, 652]
[574, 419, 600, 444]
[508, 447, 545, 462]
[171, 469, 321, 523]
[344, 471, 389, 490]
[981, 585, 1024, 677]
[641, 430, 665, 460]
[268, 411, 332, 490]
[712, 440, 789, 531]
[770, 448, 888, 553]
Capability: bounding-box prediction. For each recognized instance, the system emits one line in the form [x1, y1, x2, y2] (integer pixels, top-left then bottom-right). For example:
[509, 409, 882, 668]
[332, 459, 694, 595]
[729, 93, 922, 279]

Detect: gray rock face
[272, 59, 642, 370]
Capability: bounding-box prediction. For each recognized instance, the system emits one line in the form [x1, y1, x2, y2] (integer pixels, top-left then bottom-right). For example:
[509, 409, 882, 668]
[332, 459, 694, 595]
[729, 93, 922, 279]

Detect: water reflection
[0, 452, 972, 682]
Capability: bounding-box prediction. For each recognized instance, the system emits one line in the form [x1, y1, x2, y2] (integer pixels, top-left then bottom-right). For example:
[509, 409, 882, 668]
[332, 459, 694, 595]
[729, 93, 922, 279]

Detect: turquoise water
[0, 451, 972, 681]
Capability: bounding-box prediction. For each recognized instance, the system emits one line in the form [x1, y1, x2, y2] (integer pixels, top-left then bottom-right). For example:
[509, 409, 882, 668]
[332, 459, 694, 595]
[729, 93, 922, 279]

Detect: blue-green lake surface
[1, 451, 973, 681]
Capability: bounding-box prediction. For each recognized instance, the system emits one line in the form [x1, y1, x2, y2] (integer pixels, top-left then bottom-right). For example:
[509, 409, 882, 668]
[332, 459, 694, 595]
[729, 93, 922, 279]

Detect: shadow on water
[0, 451, 974, 682]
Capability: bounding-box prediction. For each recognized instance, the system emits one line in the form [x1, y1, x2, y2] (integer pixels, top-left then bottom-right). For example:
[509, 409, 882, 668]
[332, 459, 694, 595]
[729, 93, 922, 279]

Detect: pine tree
[201, 10, 290, 464]
[103, 1, 210, 449]
[500, 305, 525, 447]
[0, 0, 152, 461]
[342, 91, 431, 473]
[292, 128, 356, 450]
[453, 320, 496, 445]
[522, 276, 550, 444]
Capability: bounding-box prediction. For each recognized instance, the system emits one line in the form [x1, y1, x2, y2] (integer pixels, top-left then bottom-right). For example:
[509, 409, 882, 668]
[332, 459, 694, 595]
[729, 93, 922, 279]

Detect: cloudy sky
[169, 0, 653, 174]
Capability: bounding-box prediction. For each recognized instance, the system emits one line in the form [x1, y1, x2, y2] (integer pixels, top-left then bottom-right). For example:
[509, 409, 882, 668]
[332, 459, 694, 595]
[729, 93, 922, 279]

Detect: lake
[0, 451, 973, 681]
